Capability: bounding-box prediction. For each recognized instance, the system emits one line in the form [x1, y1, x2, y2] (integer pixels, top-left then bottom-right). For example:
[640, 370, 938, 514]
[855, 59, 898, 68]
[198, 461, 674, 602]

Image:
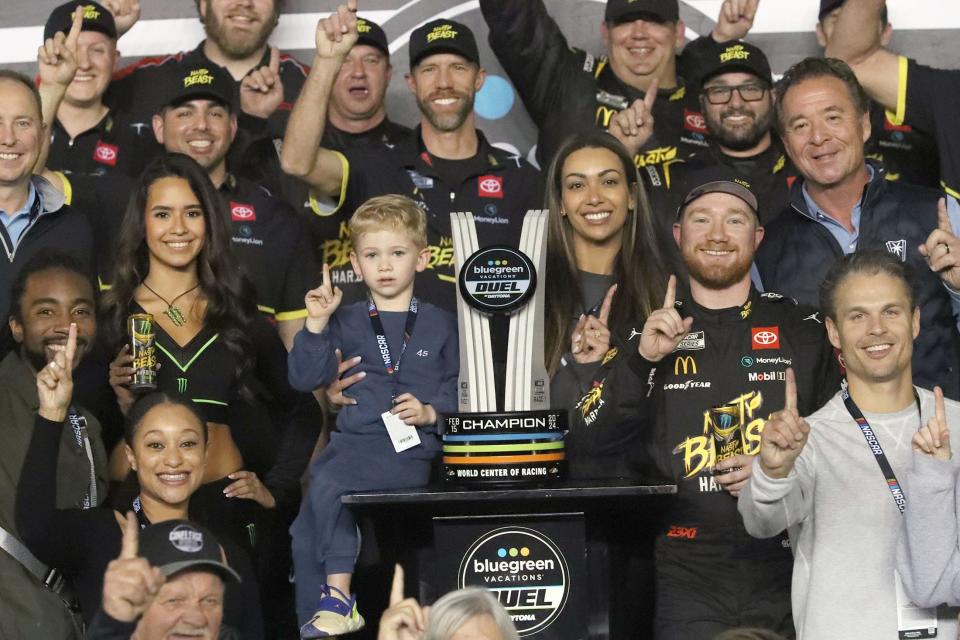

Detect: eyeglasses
[702, 83, 768, 105]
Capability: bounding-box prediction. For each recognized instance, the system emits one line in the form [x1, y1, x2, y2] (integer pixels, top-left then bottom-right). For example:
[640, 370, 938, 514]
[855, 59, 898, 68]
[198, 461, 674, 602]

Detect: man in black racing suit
[570, 167, 841, 639]
[478, 0, 762, 168]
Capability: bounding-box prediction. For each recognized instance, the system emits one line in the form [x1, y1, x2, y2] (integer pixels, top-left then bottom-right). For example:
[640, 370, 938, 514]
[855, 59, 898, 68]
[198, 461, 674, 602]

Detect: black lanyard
[367, 296, 418, 396]
[131, 496, 150, 530]
[841, 385, 921, 515]
[67, 406, 96, 509]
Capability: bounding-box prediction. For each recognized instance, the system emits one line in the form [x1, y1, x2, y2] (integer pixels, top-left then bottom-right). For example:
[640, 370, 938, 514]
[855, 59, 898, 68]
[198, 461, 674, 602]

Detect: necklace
[141, 281, 200, 327]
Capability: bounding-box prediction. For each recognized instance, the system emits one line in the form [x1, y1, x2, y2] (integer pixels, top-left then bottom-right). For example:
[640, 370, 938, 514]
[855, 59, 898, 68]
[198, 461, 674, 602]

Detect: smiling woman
[15, 391, 262, 635]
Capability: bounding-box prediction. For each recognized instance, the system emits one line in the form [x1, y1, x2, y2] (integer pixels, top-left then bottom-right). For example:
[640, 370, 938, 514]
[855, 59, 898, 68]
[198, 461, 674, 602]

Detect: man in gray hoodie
[739, 250, 960, 638]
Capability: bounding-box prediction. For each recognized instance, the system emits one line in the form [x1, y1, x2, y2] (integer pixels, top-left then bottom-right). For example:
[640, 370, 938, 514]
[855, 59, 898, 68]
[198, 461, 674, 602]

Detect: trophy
[442, 210, 567, 486]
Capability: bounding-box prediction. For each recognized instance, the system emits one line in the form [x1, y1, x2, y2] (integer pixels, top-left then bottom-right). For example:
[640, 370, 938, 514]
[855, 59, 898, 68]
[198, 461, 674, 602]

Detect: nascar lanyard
[67, 406, 97, 509]
[841, 386, 921, 515]
[367, 296, 418, 397]
[131, 496, 150, 530]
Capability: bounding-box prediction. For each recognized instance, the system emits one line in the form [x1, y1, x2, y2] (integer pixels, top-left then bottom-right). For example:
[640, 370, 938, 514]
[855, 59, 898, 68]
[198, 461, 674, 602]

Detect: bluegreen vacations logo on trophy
[442, 210, 566, 486]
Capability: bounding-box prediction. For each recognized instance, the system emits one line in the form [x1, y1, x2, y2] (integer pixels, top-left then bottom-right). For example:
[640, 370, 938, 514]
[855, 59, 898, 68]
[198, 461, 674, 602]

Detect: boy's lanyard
[367, 296, 418, 398]
[841, 385, 922, 514]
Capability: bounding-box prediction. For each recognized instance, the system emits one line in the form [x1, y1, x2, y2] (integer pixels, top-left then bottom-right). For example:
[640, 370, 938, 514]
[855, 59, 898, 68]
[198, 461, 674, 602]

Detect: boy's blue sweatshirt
[288, 299, 459, 439]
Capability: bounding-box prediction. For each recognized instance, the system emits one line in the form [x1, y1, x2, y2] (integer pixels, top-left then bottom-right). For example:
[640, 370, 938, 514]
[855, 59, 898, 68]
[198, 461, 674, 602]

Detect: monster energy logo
[177, 377, 188, 393]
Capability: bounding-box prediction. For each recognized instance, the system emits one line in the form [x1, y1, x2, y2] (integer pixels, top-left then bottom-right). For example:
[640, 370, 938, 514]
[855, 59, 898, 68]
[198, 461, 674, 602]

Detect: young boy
[288, 194, 458, 637]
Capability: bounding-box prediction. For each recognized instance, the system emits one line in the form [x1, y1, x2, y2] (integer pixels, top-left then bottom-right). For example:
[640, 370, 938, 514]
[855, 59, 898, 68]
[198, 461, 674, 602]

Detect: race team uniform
[479, 0, 709, 168]
[47, 110, 159, 179]
[890, 56, 960, 197]
[865, 101, 940, 189]
[329, 126, 542, 309]
[571, 287, 840, 638]
[107, 42, 308, 147]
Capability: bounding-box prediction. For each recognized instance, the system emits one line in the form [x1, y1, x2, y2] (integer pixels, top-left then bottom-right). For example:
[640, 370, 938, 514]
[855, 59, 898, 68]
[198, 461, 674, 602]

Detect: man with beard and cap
[282, 0, 541, 310]
[615, 38, 797, 276]
[0, 250, 107, 639]
[241, 15, 412, 286]
[815, 0, 940, 189]
[478, 0, 761, 169]
[102, 0, 306, 152]
[565, 166, 840, 639]
[755, 56, 960, 401]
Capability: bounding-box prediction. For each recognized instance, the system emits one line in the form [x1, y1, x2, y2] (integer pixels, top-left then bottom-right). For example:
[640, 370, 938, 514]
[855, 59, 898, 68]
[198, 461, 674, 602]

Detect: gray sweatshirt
[898, 452, 960, 608]
[739, 388, 960, 639]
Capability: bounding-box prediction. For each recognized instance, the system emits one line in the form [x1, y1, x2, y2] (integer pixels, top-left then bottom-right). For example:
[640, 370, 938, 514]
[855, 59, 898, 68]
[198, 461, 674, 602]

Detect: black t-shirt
[219, 176, 315, 323]
[335, 127, 544, 311]
[901, 57, 960, 196]
[57, 172, 130, 286]
[48, 110, 160, 179]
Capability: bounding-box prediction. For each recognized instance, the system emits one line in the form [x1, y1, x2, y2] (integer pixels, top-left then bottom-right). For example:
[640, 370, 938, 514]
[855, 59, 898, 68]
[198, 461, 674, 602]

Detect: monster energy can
[709, 404, 744, 464]
[128, 313, 157, 391]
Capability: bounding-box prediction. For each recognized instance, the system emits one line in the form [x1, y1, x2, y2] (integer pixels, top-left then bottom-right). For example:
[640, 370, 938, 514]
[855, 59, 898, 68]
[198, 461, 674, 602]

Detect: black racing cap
[160, 62, 235, 112]
[44, 2, 117, 41]
[139, 520, 241, 583]
[355, 17, 389, 57]
[818, 0, 844, 20]
[409, 19, 479, 68]
[677, 166, 759, 218]
[700, 40, 773, 87]
[605, 0, 680, 25]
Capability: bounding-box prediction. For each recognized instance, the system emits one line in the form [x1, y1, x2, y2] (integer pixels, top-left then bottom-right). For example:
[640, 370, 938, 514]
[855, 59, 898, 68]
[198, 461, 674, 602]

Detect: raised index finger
[643, 77, 659, 113]
[663, 274, 677, 309]
[64, 322, 77, 373]
[784, 367, 798, 414]
[389, 563, 405, 606]
[936, 385, 946, 424]
[120, 511, 139, 559]
[269, 46, 280, 73]
[745, 0, 760, 19]
[598, 284, 617, 324]
[321, 262, 332, 289]
[938, 198, 953, 234]
[67, 5, 83, 47]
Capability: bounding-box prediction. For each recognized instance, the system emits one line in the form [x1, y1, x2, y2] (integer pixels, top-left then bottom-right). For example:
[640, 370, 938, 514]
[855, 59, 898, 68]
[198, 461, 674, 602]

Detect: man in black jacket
[572, 166, 839, 638]
[0, 71, 95, 323]
[478, 0, 760, 167]
[755, 57, 960, 399]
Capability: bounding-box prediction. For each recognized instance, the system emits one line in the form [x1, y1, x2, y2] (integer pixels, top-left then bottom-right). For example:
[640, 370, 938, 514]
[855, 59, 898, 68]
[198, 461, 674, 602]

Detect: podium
[343, 479, 676, 639]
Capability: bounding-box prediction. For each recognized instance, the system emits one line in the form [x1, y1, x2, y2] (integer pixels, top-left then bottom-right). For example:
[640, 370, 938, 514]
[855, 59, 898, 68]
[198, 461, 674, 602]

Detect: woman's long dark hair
[101, 153, 258, 400]
[543, 131, 669, 375]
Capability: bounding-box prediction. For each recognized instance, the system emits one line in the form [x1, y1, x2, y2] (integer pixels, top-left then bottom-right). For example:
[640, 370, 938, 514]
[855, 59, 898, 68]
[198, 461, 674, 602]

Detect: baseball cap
[700, 40, 773, 87]
[409, 19, 479, 68]
[677, 166, 759, 218]
[605, 0, 680, 25]
[355, 17, 389, 57]
[139, 520, 241, 583]
[44, 2, 117, 41]
[160, 62, 235, 112]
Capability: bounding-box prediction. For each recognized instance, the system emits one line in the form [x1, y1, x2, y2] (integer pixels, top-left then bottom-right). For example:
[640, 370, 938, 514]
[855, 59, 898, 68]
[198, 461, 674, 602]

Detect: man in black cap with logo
[478, 0, 761, 168]
[814, 0, 941, 189]
[87, 517, 240, 639]
[247, 15, 411, 292]
[38, 2, 158, 179]
[634, 40, 796, 228]
[282, 1, 540, 311]
[101, 0, 306, 154]
[48, 59, 316, 348]
[569, 165, 839, 639]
